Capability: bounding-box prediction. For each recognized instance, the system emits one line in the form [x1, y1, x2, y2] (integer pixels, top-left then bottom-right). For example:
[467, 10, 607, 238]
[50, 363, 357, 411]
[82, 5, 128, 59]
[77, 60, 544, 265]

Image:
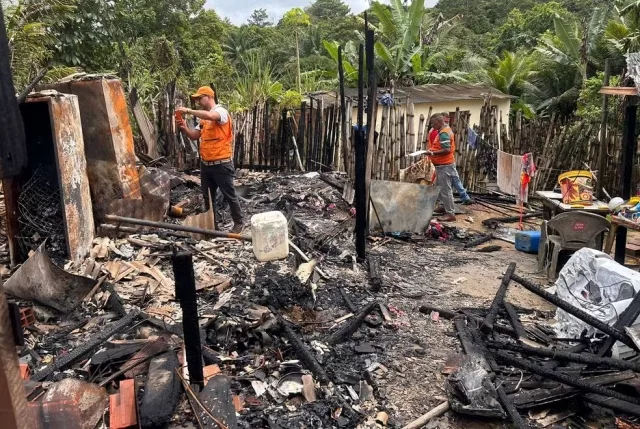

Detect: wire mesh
[17, 165, 66, 255]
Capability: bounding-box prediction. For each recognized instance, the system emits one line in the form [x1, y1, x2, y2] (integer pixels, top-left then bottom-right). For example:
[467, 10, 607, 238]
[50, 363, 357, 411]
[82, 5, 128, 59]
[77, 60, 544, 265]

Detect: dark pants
[201, 161, 243, 225]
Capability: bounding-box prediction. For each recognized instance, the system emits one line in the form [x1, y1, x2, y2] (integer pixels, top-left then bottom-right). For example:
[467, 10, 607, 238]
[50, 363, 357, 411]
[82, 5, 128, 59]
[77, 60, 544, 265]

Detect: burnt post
[355, 43, 366, 260]
[596, 59, 610, 200]
[481, 263, 516, 333]
[172, 251, 204, 390]
[0, 8, 32, 428]
[615, 95, 638, 263]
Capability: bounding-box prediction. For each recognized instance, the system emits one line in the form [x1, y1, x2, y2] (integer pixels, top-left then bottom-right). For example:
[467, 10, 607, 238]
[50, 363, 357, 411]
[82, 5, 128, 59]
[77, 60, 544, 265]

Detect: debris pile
[420, 261, 640, 429]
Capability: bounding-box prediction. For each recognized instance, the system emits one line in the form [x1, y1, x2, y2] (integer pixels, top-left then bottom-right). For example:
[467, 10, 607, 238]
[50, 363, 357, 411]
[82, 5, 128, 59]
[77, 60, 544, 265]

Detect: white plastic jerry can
[251, 211, 290, 262]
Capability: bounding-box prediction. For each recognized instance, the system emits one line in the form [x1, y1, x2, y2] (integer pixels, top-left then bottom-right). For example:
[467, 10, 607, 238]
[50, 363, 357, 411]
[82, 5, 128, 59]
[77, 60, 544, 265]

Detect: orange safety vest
[200, 113, 233, 162]
[430, 125, 455, 166]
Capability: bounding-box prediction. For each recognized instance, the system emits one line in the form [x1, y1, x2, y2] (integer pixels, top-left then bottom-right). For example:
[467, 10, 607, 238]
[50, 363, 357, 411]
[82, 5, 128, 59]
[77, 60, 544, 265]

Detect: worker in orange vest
[426, 113, 459, 222]
[177, 86, 244, 233]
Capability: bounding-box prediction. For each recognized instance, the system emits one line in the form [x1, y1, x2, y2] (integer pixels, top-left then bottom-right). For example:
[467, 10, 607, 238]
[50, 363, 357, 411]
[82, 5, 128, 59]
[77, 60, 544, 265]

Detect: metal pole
[597, 59, 610, 200]
[615, 97, 638, 264]
[104, 214, 251, 241]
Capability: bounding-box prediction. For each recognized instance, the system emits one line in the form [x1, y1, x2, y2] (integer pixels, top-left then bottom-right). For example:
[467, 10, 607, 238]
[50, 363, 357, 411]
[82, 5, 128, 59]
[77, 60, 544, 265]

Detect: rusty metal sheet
[41, 78, 141, 210]
[29, 400, 82, 429]
[41, 379, 108, 429]
[47, 94, 95, 261]
[3, 245, 96, 312]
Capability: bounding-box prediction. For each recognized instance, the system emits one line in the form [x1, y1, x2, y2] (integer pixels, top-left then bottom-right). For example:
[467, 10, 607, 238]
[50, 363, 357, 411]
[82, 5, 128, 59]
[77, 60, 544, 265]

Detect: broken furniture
[3, 91, 94, 264]
[537, 212, 610, 281]
[535, 190, 610, 220]
[40, 77, 142, 212]
[604, 215, 640, 257]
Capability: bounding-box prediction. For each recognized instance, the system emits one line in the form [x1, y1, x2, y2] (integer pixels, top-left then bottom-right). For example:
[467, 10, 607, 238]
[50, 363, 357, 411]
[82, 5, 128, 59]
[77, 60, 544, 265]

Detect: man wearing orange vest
[426, 114, 458, 222]
[177, 86, 244, 233]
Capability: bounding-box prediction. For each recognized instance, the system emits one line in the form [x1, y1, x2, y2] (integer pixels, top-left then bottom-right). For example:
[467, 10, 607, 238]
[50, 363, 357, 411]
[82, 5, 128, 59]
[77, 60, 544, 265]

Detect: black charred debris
[420, 263, 640, 429]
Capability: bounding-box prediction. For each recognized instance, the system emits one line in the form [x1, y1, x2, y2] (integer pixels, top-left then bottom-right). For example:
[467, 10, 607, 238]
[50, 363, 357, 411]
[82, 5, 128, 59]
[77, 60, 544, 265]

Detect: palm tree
[606, 1, 640, 54]
[3, 0, 75, 90]
[480, 51, 534, 97]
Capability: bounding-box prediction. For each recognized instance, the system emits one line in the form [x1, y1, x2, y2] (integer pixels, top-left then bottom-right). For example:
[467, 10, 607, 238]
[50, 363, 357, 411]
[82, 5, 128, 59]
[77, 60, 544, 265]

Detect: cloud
[206, 0, 438, 25]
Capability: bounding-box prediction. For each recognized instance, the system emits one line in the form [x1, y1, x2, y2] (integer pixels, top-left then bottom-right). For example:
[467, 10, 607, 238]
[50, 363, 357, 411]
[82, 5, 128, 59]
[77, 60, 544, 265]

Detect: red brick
[109, 379, 137, 429]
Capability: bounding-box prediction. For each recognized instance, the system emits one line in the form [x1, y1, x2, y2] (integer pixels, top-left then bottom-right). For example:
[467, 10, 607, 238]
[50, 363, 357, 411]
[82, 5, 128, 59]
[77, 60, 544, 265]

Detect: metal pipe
[104, 215, 251, 241]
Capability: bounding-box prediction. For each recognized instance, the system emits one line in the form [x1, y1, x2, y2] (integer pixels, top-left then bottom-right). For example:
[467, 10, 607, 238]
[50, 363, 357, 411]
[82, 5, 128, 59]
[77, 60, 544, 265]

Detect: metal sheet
[369, 179, 441, 234]
[4, 246, 96, 312]
[47, 95, 95, 261]
[42, 78, 141, 209]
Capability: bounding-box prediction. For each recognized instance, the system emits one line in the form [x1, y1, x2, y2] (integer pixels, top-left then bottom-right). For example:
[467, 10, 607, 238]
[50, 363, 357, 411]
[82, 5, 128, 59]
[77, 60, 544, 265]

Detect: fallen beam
[482, 211, 543, 226]
[104, 214, 250, 241]
[481, 263, 516, 334]
[464, 234, 494, 249]
[487, 341, 640, 373]
[279, 317, 328, 383]
[339, 287, 358, 313]
[496, 386, 528, 429]
[511, 273, 637, 350]
[583, 394, 640, 417]
[198, 375, 239, 429]
[503, 302, 528, 340]
[139, 352, 181, 428]
[494, 350, 640, 407]
[328, 301, 377, 345]
[401, 401, 450, 429]
[32, 310, 139, 382]
[418, 305, 517, 337]
[597, 291, 640, 357]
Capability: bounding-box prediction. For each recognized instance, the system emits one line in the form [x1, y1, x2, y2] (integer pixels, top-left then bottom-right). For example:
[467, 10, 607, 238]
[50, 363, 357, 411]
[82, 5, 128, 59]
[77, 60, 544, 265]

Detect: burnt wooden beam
[511, 371, 635, 409]
[172, 251, 204, 389]
[139, 352, 181, 428]
[487, 341, 640, 373]
[596, 291, 640, 357]
[503, 302, 528, 340]
[494, 350, 640, 407]
[583, 394, 640, 417]
[0, 6, 27, 179]
[354, 43, 366, 260]
[279, 317, 328, 383]
[511, 274, 637, 350]
[31, 310, 139, 381]
[496, 386, 529, 429]
[419, 305, 517, 338]
[464, 234, 494, 249]
[467, 323, 500, 373]
[368, 255, 382, 292]
[197, 375, 238, 429]
[339, 287, 358, 313]
[329, 302, 377, 345]
[481, 263, 516, 334]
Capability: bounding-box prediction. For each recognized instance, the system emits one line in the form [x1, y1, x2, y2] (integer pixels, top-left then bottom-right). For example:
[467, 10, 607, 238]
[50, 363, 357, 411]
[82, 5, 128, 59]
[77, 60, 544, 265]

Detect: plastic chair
[539, 212, 610, 281]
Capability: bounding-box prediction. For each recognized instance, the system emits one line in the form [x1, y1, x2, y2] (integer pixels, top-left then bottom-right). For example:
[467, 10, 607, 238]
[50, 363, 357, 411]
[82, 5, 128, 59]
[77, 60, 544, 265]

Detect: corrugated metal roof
[319, 83, 514, 105]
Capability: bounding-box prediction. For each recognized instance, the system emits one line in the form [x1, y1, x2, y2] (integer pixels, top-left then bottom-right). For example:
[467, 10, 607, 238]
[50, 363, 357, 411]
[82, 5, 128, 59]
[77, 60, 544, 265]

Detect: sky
[206, 0, 439, 26]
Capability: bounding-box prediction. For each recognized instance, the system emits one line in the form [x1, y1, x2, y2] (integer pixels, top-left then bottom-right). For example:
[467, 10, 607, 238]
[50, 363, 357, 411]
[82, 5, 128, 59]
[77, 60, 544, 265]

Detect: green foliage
[480, 51, 534, 97]
[577, 72, 621, 121]
[491, 2, 573, 53]
[248, 9, 271, 27]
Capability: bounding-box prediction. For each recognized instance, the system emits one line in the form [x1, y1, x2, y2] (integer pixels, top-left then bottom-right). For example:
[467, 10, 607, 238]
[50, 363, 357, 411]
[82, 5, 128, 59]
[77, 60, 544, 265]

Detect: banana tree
[369, 0, 425, 85]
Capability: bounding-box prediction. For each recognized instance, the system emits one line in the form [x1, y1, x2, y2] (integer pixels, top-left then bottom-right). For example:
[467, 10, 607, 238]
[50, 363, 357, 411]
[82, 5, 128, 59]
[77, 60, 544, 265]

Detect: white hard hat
[609, 197, 624, 211]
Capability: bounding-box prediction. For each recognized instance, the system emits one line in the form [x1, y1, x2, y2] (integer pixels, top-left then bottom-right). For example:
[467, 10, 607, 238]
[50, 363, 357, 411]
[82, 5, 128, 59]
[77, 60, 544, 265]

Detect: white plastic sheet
[554, 248, 640, 341]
